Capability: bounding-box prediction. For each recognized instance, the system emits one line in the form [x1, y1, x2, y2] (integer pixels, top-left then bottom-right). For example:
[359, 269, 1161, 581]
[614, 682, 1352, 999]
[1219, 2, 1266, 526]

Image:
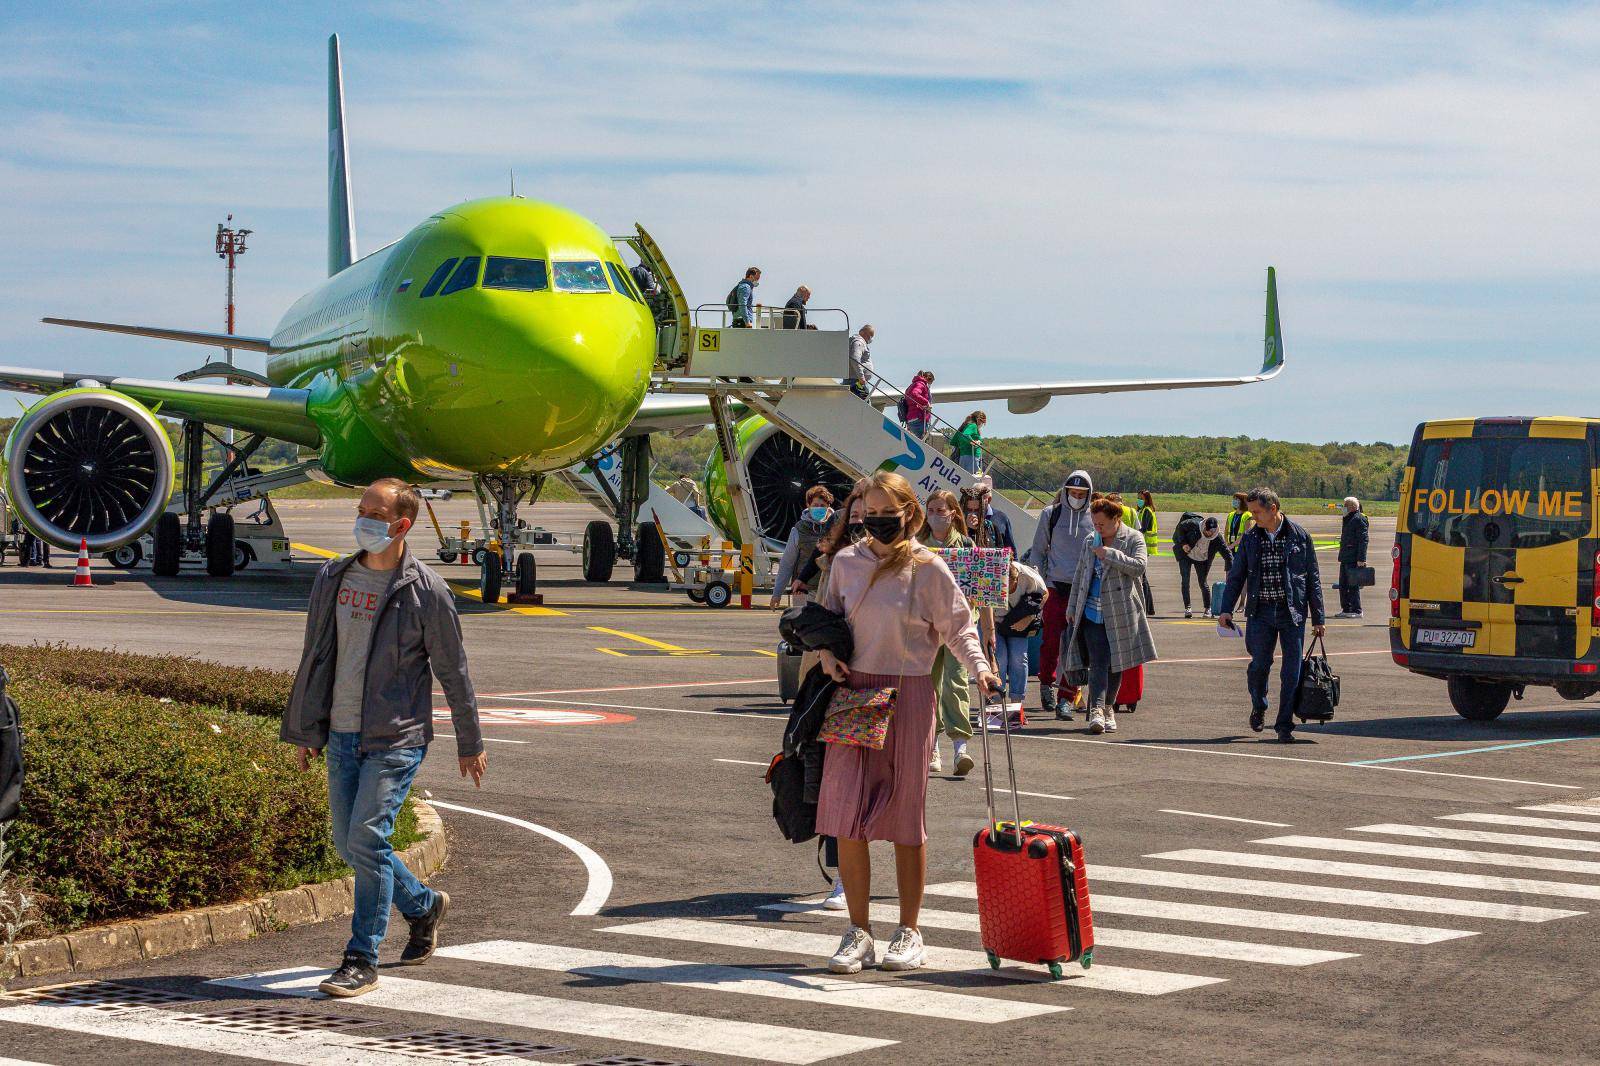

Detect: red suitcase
[1113, 663, 1144, 713]
[972, 688, 1093, 977]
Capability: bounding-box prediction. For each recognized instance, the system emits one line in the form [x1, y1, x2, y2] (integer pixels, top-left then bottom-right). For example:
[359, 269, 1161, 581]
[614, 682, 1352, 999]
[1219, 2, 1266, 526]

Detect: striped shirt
[1257, 524, 1288, 604]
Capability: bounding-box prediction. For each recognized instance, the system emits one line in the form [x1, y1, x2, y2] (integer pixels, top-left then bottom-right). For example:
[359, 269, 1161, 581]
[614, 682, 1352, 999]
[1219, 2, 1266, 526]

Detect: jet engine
[3, 389, 175, 552]
[702, 416, 854, 545]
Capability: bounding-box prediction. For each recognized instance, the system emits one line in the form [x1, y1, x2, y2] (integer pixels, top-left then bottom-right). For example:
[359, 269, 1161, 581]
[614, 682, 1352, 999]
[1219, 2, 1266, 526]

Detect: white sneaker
[822, 879, 847, 911]
[1104, 707, 1118, 733]
[1185, 607, 1193, 619]
[828, 925, 876, 974]
[879, 925, 926, 971]
[1087, 707, 1106, 735]
[953, 741, 974, 777]
[928, 744, 943, 774]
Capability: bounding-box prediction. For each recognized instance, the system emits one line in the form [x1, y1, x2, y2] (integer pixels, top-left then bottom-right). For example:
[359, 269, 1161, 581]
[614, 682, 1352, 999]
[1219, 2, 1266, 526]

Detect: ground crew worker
[1136, 490, 1159, 557]
[1225, 491, 1254, 552]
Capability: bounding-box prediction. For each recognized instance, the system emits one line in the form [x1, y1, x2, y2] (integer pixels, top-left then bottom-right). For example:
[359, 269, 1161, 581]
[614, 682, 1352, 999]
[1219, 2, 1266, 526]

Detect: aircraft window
[605, 262, 641, 303]
[483, 256, 549, 292]
[419, 258, 458, 298]
[440, 256, 482, 296]
[553, 260, 610, 293]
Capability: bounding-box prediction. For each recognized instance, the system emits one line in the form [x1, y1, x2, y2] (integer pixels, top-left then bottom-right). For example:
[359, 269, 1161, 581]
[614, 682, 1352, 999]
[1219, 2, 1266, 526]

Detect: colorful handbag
[817, 560, 916, 749]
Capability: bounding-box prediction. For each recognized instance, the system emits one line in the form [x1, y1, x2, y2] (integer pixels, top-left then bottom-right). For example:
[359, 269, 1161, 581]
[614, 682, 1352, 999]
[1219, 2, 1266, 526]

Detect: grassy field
[267, 479, 583, 503]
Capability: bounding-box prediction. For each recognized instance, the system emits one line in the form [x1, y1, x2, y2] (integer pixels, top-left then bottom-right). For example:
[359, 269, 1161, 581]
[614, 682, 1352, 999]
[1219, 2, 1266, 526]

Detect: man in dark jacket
[283, 478, 484, 997]
[1336, 496, 1369, 619]
[1219, 487, 1325, 742]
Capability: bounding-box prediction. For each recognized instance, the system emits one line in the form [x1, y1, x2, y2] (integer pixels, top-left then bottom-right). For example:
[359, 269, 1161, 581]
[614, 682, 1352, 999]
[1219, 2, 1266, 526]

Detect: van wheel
[1448, 676, 1511, 721]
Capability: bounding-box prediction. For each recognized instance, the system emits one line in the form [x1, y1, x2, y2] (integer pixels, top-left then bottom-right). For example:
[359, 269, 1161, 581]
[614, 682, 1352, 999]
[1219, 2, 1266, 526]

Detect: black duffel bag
[1293, 635, 1339, 723]
[0, 665, 23, 827]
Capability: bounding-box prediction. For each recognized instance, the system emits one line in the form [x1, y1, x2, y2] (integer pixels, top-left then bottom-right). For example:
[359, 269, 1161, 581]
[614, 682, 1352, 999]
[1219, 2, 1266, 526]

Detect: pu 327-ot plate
[1416, 627, 1476, 648]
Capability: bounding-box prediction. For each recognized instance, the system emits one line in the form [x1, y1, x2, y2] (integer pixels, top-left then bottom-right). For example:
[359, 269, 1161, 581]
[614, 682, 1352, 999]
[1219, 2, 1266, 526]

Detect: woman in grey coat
[1060, 497, 1158, 734]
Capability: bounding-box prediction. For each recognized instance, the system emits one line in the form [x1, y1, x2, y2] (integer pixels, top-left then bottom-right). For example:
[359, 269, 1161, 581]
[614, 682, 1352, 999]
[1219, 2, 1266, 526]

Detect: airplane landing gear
[474, 473, 544, 605]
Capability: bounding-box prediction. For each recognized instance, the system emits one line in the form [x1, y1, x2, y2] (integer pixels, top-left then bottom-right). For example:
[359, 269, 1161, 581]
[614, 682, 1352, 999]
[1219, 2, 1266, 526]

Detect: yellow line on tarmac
[586, 625, 690, 651]
[292, 542, 341, 559]
[752, 648, 778, 657]
[449, 582, 566, 617]
[597, 647, 628, 657]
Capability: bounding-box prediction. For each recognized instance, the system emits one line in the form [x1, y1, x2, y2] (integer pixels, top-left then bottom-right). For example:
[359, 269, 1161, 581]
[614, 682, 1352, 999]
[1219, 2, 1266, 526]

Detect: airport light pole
[215, 216, 251, 455]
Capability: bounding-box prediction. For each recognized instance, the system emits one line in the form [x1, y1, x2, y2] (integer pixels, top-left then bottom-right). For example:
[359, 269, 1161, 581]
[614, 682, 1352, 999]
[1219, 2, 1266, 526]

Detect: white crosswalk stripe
[1520, 803, 1600, 818]
[1353, 822, 1600, 854]
[762, 901, 1360, 966]
[921, 881, 1479, 942]
[208, 967, 892, 1065]
[600, 917, 1225, 994]
[1442, 812, 1600, 834]
[434, 939, 1066, 1022]
[1152, 848, 1600, 901]
[0, 1057, 56, 1066]
[1257, 833, 1600, 876]
[0, 1003, 477, 1065]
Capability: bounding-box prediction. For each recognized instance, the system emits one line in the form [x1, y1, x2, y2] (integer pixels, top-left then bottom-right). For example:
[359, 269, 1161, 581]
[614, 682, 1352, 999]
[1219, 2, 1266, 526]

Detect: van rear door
[1403, 420, 1593, 661]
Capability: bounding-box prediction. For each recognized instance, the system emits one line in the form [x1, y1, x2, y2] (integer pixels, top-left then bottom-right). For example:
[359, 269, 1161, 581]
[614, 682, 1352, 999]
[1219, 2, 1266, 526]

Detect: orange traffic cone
[71, 537, 94, 588]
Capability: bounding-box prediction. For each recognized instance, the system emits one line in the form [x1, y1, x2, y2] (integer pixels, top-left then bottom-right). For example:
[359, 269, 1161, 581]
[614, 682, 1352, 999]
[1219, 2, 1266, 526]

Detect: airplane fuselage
[265, 197, 656, 484]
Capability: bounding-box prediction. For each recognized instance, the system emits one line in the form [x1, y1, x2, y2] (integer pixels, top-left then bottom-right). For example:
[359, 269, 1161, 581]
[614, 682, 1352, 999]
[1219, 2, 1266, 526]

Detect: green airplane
[0, 35, 1285, 602]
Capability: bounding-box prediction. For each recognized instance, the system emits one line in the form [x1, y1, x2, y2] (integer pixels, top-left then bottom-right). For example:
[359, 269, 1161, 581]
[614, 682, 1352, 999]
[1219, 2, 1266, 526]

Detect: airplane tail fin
[1261, 266, 1284, 375]
[327, 34, 356, 276]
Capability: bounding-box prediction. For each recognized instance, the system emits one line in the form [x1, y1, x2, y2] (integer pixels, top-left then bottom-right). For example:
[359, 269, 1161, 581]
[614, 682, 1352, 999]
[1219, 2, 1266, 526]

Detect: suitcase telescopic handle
[976, 681, 1025, 849]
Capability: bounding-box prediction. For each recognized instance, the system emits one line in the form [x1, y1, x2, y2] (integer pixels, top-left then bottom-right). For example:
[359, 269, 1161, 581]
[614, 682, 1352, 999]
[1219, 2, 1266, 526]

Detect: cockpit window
[440, 256, 482, 296]
[553, 260, 610, 293]
[418, 258, 458, 298]
[605, 262, 642, 304]
[483, 256, 549, 292]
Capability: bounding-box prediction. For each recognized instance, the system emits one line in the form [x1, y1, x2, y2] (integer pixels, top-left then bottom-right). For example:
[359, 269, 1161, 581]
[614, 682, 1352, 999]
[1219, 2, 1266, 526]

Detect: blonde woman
[816, 472, 998, 973]
[917, 490, 974, 776]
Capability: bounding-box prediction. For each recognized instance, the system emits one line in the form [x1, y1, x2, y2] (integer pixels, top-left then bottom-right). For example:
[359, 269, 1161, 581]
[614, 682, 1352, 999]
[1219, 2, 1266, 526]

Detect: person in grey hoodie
[282, 477, 484, 999]
[1025, 469, 1094, 719]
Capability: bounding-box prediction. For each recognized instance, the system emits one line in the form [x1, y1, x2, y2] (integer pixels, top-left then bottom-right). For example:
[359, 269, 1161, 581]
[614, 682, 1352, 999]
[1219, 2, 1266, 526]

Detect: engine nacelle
[701, 416, 854, 545]
[4, 388, 176, 552]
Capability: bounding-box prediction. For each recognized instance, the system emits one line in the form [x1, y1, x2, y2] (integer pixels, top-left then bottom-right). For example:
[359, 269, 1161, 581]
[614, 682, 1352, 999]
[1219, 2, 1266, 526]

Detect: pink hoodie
[904, 374, 932, 422]
[822, 542, 990, 678]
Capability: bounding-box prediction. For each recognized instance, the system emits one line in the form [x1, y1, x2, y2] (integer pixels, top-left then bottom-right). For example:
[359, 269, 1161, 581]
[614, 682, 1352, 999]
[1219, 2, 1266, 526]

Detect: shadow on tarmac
[1314, 707, 1600, 743]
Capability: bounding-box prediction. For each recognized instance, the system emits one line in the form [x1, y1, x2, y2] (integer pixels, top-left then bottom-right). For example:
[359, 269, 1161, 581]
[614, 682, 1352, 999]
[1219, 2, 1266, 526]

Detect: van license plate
[1417, 628, 1476, 648]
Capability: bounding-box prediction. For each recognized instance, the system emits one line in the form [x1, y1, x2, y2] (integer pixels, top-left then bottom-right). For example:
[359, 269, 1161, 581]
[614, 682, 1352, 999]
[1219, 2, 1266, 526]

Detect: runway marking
[434, 732, 529, 744]
[482, 678, 770, 697]
[1160, 810, 1292, 827]
[764, 902, 1359, 966]
[1443, 812, 1600, 834]
[753, 648, 779, 657]
[923, 884, 1470, 944]
[587, 625, 691, 651]
[1349, 737, 1600, 764]
[597, 647, 627, 657]
[1520, 802, 1600, 818]
[715, 758, 770, 767]
[435, 706, 633, 726]
[291, 541, 340, 559]
[436, 939, 1064, 1023]
[1352, 822, 1600, 854]
[427, 800, 612, 916]
[209, 967, 885, 1065]
[1152, 848, 1600, 901]
[1015, 790, 1075, 801]
[0, 1003, 476, 1066]
[1155, 649, 1391, 665]
[1257, 833, 1600, 876]
[602, 918, 1224, 995]
[448, 581, 566, 617]
[1023, 867, 1578, 922]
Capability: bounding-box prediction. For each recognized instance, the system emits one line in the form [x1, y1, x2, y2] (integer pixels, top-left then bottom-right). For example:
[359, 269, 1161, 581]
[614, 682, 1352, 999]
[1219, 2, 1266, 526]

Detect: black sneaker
[1249, 707, 1265, 733]
[1275, 729, 1296, 744]
[318, 954, 378, 997]
[399, 890, 450, 965]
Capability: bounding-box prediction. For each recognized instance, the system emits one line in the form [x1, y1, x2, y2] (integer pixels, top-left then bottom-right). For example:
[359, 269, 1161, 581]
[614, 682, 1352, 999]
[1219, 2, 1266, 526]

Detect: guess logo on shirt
[338, 586, 381, 622]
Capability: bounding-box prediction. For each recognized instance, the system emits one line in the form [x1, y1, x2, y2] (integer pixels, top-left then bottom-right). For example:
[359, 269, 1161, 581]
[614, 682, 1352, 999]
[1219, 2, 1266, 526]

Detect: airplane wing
[41, 317, 272, 352]
[0, 366, 320, 447]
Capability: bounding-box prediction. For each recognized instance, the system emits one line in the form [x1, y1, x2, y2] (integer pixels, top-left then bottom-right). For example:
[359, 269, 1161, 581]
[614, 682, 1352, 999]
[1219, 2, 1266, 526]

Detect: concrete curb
[2, 800, 446, 983]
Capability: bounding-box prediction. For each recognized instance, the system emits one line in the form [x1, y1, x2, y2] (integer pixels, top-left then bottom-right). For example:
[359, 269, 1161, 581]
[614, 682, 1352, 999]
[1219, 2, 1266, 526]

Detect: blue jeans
[994, 632, 1030, 703]
[1246, 602, 1304, 734]
[326, 732, 434, 964]
[957, 454, 982, 474]
[1080, 619, 1123, 708]
[906, 418, 928, 439]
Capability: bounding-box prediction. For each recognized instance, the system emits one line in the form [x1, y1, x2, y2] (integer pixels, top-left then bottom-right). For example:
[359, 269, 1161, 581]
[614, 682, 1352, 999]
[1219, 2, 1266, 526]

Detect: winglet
[327, 33, 357, 276]
[1262, 266, 1284, 375]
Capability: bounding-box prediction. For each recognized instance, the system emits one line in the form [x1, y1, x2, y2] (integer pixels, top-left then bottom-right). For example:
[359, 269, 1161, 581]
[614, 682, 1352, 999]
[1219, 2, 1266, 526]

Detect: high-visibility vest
[1225, 509, 1254, 548]
[1136, 505, 1159, 555]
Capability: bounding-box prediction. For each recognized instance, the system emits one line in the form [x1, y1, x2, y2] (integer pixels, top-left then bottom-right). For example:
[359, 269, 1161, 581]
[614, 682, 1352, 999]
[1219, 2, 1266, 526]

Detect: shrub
[0, 643, 291, 718]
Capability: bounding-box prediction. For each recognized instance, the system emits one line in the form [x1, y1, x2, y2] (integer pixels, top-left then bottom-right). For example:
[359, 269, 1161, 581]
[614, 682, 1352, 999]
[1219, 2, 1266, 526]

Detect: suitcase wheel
[1047, 961, 1064, 980]
[985, 949, 1000, 970]
[1081, 949, 1093, 969]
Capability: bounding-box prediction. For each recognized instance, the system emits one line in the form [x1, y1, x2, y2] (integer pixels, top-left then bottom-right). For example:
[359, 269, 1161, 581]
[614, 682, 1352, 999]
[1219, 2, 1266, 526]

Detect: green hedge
[0, 643, 291, 718]
[5, 658, 419, 934]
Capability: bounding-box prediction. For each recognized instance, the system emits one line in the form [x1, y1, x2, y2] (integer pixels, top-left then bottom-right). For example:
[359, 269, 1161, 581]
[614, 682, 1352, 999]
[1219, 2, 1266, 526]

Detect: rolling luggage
[1209, 580, 1227, 617]
[972, 686, 1093, 978]
[776, 640, 803, 704]
[1112, 663, 1144, 713]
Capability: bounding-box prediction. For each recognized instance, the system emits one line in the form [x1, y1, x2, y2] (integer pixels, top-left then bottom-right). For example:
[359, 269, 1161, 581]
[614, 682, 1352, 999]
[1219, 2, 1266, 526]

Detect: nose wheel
[473, 473, 544, 605]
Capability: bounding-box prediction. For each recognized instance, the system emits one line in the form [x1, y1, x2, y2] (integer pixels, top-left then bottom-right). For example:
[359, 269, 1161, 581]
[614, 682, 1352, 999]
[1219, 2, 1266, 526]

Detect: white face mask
[354, 515, 400, 554]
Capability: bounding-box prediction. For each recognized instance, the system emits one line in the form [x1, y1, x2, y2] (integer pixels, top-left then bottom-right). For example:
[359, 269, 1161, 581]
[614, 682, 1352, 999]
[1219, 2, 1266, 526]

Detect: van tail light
[1390, 542, 1402, 620]
[1393, 652, 1409, 667]
[1592, 550, 1600, 628]
[1575, 663, 1598, 675]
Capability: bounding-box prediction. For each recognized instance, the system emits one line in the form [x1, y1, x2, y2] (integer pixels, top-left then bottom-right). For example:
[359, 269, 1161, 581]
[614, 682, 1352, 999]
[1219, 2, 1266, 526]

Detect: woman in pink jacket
[816, 471, 998, 974]
[903, 370, 933, 438]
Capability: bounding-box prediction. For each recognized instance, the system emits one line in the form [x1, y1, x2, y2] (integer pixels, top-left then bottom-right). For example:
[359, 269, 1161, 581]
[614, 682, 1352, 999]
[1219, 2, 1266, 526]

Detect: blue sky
[2, 1, 1595, 445]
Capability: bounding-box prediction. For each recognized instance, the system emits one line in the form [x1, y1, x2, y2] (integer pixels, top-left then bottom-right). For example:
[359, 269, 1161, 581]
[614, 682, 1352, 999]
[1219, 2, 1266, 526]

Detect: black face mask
[862, 515, 903, 543]
[846, 521, 866, 541]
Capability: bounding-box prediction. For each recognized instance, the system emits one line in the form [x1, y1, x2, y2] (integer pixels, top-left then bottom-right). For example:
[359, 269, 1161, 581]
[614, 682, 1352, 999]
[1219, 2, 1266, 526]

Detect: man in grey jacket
[282, 477, 484, 997]
[1025, 469, 1094, 719]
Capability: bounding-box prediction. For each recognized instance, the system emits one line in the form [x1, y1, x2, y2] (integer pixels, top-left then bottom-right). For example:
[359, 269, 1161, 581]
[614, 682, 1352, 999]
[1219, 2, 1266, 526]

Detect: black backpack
[1174, 511, 1204, 551]
[0, 665, 22, 827]
[1293, 635, 1339, 723]
[895, 395, 910, 422]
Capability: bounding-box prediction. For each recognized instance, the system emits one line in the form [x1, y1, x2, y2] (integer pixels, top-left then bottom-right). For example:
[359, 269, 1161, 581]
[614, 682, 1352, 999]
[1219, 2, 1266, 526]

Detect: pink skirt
[815, 670, 937, 846]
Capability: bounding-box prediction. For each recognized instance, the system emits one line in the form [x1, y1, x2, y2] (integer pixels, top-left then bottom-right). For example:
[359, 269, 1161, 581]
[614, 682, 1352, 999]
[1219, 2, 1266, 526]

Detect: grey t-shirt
[330, 559, 395, 734]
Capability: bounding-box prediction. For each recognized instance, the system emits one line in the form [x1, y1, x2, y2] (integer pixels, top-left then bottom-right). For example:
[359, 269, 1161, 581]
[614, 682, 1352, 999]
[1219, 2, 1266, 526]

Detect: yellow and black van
[1392, 416, 1598, 720]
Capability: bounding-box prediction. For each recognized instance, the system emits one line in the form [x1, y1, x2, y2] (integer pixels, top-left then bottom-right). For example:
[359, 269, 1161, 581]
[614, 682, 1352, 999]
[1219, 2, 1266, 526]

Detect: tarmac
[4, 500, 1600, 1065]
